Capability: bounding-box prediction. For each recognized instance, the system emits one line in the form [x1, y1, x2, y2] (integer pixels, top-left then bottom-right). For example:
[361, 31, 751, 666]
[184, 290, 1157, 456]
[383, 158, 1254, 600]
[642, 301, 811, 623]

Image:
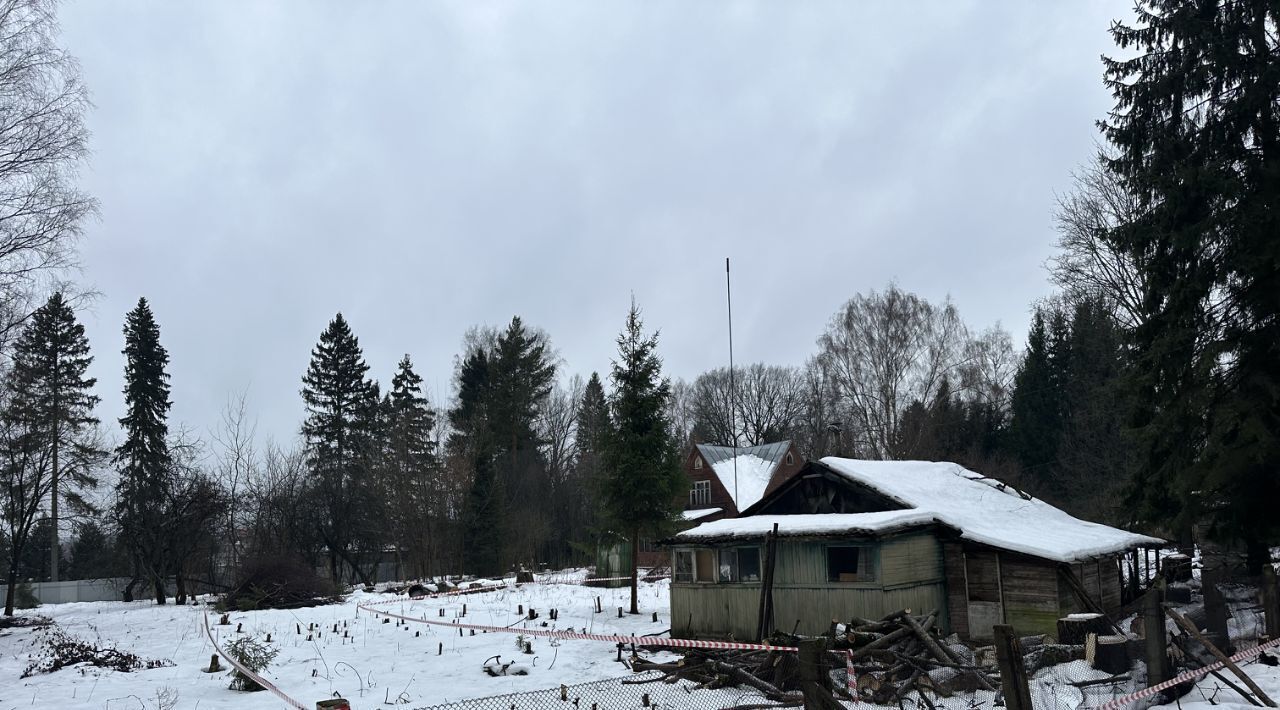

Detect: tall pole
[726, 258, 738, 508]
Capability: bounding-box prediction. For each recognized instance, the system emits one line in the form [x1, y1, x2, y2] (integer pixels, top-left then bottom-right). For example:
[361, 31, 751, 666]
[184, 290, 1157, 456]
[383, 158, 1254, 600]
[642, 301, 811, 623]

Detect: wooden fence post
[1203, 562, 1233, 653]
[755, 523, 779, 642]
[994, 624, 1032, 710]
[1262, 565, 1279, 641]
[1143, 585, 1168, 688]
[798, 637, 843, 710]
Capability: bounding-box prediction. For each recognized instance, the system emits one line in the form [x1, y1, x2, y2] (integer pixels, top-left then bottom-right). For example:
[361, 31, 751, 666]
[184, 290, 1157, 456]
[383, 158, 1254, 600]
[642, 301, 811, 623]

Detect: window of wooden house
[674, 550, 693, 583]
[711, 546, 761, 583]
[738, 547, 761, 582]
[786, 453, 794, 465]
[690, 480, 712, 506]
[694, 457, 703, 470]
[718, 549, 737, 582]
[695, 549, 715, 582]
[827, 546, 873, 583]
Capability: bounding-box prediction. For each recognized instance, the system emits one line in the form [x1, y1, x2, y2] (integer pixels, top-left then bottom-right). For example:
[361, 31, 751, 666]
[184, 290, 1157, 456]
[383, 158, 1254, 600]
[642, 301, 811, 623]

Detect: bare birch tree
[1049, 153, 1145, 330]
[0, 0, 95, 349]
[211, 389, 257, 579]
[816, 285, 971, 459]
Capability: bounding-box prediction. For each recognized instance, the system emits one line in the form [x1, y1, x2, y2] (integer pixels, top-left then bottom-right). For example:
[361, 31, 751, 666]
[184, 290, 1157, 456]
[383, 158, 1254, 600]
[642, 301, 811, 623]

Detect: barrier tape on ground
[201, 611, 309, 710]
[1098, 635, 1280, 710]
[356, 594, 857, 692]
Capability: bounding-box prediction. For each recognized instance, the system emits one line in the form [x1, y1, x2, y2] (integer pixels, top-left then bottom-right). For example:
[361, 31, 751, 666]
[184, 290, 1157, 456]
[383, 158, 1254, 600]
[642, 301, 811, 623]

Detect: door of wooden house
[964, 548, 1003, 642]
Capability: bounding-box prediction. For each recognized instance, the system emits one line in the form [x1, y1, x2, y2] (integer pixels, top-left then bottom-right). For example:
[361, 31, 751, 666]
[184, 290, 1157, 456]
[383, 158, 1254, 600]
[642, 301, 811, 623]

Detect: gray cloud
[60, 0, 1127, 445]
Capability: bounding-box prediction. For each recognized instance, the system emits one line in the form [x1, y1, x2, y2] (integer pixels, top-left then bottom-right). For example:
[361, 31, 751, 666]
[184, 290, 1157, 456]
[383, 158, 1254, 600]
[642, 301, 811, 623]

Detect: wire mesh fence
[408, 668, 1106, 710]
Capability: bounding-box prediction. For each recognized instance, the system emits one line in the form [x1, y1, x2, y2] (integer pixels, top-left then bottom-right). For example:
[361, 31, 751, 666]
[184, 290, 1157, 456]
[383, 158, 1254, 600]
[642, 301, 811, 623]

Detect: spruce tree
[4, 293, 103, 582]
[385, 355, 437, 576]
[602, 301, 684, 614]
[1102, 0, 1280, 565]
[113, 298, 173, 604]
[300, 313, 381, 583]
[452, 348, 504, 576]
[574, 372, 610, 536]
[1008, 310, 1062, 495]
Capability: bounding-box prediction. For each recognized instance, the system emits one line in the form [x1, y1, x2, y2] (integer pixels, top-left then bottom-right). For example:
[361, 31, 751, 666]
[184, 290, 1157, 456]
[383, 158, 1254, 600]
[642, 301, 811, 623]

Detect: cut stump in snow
[1057, 613, 1110, 645]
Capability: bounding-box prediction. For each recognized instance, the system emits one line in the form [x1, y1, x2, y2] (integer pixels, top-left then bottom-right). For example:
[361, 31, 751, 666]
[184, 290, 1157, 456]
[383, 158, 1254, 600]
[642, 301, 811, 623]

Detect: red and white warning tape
[201, 611, 309, 710]
[357, 589, 857, 692]
[1098, 636, 1280, 710]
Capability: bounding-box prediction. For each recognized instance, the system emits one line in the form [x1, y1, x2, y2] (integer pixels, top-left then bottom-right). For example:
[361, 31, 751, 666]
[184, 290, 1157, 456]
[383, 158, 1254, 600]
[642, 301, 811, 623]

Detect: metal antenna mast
[726, 257, 738, 508]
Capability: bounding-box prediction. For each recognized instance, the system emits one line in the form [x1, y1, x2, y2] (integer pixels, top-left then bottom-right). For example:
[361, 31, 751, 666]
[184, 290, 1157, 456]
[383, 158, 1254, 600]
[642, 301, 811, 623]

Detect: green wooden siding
[671, 532, 947, 640]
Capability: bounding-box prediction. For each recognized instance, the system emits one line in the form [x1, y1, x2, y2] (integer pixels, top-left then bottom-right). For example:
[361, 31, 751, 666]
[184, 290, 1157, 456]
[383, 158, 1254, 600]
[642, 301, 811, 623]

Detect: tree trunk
[153, 575, 167, 605]
[4, 562, 18, 616]
[629, 529, 639, 615]
[50, 354, 61, 584]
[175, 574, 187, 605]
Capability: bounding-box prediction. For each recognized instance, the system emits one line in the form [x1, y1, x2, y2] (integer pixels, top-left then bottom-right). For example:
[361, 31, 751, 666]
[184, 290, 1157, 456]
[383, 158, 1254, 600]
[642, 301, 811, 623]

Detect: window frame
[690, 479, 712, 507]
[674, 549, 694, 583]
[826, 544, 876, 584]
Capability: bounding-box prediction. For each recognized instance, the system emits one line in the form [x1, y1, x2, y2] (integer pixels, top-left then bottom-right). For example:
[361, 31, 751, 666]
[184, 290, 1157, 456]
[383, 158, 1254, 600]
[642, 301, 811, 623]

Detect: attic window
[694, 457, 703, 470]
[786, 453, 794, 465]
[690, 480, 711, 507]
[827, 546, 874, 583]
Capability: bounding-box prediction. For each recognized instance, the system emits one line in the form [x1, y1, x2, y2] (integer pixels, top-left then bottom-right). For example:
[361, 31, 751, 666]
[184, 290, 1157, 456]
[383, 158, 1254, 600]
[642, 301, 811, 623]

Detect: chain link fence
[408, 668, 1107, 710]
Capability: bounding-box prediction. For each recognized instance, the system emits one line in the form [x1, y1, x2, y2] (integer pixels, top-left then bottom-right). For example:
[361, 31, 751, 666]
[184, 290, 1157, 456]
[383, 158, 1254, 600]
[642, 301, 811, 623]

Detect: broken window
[827, 546, 873, 583]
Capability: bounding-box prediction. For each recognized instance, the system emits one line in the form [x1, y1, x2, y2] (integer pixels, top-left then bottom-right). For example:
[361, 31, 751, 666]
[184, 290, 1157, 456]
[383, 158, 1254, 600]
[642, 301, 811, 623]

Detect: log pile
[633, 609, 1010, 706]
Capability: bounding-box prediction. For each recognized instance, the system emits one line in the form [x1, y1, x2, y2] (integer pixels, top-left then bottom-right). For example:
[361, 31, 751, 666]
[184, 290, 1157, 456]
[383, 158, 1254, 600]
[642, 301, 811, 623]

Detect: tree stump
[1057, 613, 1111, 645]
[1087, 634, 1131, 675]
[1165, 585, 1193, 604]
[1164, 554, 1192, 582]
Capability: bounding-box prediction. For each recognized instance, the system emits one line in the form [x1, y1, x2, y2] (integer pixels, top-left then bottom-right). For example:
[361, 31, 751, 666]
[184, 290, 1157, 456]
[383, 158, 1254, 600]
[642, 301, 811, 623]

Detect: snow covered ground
[0, 574, 685, 709]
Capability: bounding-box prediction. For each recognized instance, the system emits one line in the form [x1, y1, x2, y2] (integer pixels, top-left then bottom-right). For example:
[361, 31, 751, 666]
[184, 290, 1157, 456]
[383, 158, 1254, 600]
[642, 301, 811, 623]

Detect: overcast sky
[59, 1, 1128, 448]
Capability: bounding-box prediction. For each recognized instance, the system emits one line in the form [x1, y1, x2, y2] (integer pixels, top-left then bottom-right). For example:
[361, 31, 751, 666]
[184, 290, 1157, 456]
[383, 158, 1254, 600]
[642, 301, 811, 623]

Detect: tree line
[3, 0, 1277, 614]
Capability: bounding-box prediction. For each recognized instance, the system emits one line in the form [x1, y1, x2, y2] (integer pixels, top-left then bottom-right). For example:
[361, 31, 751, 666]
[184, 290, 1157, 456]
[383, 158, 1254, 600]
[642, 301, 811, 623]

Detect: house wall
[943, 544, 1129, 639]
[685, 449, 738, 517]
[671, 531, 947, 640]
[999, 554, 1062, 637]
[1060, 556, 1124, 617]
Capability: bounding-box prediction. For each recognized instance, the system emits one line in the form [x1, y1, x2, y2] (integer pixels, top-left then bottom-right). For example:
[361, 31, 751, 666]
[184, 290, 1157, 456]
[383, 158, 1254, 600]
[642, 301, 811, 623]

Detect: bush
[222, 554, 341, 611]
[15, 582, 40, 609]
[225, 635, 279, 691]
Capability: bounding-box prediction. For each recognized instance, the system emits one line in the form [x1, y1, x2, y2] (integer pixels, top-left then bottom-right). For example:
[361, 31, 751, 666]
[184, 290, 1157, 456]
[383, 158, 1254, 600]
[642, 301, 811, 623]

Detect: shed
[668, 458, 1162, 642]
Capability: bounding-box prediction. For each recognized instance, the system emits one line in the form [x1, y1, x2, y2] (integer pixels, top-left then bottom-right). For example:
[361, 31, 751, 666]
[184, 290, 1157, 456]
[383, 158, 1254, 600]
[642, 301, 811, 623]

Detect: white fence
[0, 577, 130, 605]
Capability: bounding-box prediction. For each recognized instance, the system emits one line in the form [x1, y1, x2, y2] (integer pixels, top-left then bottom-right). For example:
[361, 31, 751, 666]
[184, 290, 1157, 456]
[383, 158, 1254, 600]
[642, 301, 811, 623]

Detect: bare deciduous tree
[0, 0, 95, 349]
[211, 389, 257, 579]
[689, 364, 805, 447]
[1050, 153, 1145, 330]
[816, 285, 972, 460]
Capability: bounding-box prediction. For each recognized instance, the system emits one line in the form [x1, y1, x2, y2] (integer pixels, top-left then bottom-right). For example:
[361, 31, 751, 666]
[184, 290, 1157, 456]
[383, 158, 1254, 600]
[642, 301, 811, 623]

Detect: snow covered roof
[696, 441, 792, 511]
[682, 508, 722, 522]
[676, 458, 1162, 563]
[818, 458, 1163, 563]
[676, 510, 939, 543]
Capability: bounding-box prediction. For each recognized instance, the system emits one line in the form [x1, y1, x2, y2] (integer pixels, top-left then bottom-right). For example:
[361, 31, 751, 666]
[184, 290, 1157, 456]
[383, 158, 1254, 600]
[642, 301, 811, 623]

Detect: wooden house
[601, 441, 805, 576]
[682, 441, 805, 524]
[668, 458, 1162, 642]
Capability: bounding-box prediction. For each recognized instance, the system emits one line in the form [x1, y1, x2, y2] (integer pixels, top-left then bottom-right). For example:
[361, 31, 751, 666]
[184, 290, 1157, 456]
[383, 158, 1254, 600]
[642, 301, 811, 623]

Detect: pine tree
[602, 301, 684, 614]
[113, 298, 173, 604]
[1102, 0, 1280, 566]
[574, 372, 610, 534]
[3, 293, 103, 583]
[300, 313, 381, 583]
